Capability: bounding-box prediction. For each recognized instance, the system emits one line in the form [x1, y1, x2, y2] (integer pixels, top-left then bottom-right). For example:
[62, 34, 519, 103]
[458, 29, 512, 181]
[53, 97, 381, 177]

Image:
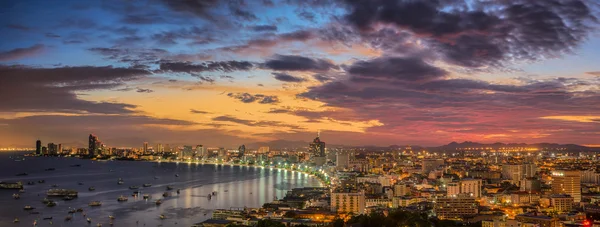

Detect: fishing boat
[45, 168, 56, 171]
[88, 187, 95, 191]
[129, 186, 139, 190]
[27, 181, 36, 185]
[78, 182, 84, 185]
[160, 214, 166, 219]
[109, 215, 114, 220]
[65, 216, 72, 221]
[143, 183, 152, 187]
[47, 189, 78, 197]
[143, 194, 150, 199]
[46, 200, 57, 207]
[117, 180, 124, 185]
[13, 193, 20, 199]
[155, 199, 162, 205]
[13, 218, 19, 223]
[19, 189, 25, 193]
[117, 195, 128, 202]
[166, 185, 174, 190]
[23, 205, 35, 210]
[97, 223, 102, 227]
[0, 181, 23, 189]
[76, 208, 84, 212]
[63, 196, 74, 201]
[162, 192, 170, 197]
[38, 180, 45, 183]
[68, 209, 76, 214]
[15, 172, 28, 176]
[86, 218, 92, 223]
[88, 201, 102, 207]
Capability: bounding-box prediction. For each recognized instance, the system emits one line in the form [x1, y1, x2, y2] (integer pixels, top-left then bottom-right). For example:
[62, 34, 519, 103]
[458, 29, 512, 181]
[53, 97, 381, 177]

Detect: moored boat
[166, 185, 174, 190]
[117, 195, 128, 202]
[143, 183, 152, 187]
[88, 187, 95, 191]
[13, 193, 20, 199]
[0, 181, 24, 189]
[88, 201, 102, 207]
[15, 172, 28, 176]
[143, 194, 150, 199]
[155, 199, 162, 205]
[38, 180, 45, 183]
[63, 196, 74, 201]
[162, 192, 170, 197]
[47, 189, 78, 197]
[46, 200, 57, 207]
[129, 186, 139, 190]
[23, 205, 35, 210]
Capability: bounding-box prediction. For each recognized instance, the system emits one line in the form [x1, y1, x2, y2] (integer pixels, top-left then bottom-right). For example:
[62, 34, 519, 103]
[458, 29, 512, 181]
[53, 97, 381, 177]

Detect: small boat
[143, 194, 150, 199]
[212, 191, 217, 195]
[109, 215, 114, 219]
[51, 184, 59, 188]
[38, 180, 45, 183]
[29, 211, 40, 215]
[78, 182, 84, 185]
[176, 189, 180, 194]
[70, 164, 81, 167]
[27, 181, 36, 185]
[109, 169, 114, 172]
[88, 187, 95, 191]
[86, 218, 92, 223]
[76, 208, 84, 212]
[63, 196, 74, 201]
[43, 217, 53, 220]
[13, 218, 19, 223]
[154, 176, 159, 179]
[24, 206, 35, 211]
[160, 214, 166, 219]
[162, 192, 170, 197]
[166, 185, 174, 190]
[42, 197, 50, 204]
[129, 186, 139, 190]
[175, 174, 179, 177]
[13, 193, 20, 199]
[68, 209, 76, 214]
[207, 194, 212, 200]
[65, 216, 72, 221]
[155, 199, 162, 205]
[143, 183, 152, 187]
[97, 223, 102, 227]
[19, 189, 25, 193]
[45, 168, 56, 171]
[117, 195, 128, 202]
[117, 180, 124, 185]
[46, 200, 57, 207]
[15, 172, 28, 176]
[88, 201, 102, 207]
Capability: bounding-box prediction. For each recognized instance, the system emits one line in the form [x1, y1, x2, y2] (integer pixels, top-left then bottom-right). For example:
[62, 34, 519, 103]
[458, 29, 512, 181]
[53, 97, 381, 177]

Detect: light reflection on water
[0, 154, 321, 226]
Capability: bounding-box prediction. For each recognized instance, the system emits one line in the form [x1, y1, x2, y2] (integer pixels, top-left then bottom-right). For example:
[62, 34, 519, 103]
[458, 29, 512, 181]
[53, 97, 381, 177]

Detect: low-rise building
[434, 193, 479, 220]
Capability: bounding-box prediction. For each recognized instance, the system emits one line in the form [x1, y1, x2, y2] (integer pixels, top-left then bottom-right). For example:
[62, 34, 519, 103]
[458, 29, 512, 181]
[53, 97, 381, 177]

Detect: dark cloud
[272, 72, 306, 83]
[220, 30, 315, 53]
[57, 18, 97, 29]
[45, 33, 61, 38]
[150, 26, 216, 45]
[267, 109, 290, 114]
[227, 93, 279, 104]
[190, 109, 210, 114]
[312, 74, 332, 82]
[232, 8, 258, 21]
[263, 54, 336, 71]
[0, 65, 149, 114]
[212, 115, 302, 130]
[89, 47, 168, 65]
[0, 44, 45, 62]
[159, 0, 220, 19]
[122, 13, 168, 24]
[6, 24, 31, 31]
[159, 61, 254, 75]
[249, 25, 278, 32]
[586, 71, 600, 76]
[348, 57, 447, 82]
[136, 88, 154, 93]
[340, 0, 598, 68]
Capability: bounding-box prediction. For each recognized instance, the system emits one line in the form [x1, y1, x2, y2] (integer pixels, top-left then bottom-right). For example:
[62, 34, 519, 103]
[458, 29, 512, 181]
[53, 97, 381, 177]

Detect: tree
[256, 219, 286, 227]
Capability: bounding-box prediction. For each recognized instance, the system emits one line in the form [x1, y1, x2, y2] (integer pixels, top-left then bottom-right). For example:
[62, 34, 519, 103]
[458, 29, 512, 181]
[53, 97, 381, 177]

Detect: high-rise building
[422, 159, 444, 174]
[446, 179, 483, 198]
[550, 194, 574, 213]
[520, 177, 542, 192]
[336, 151, 349, 170]
[393, 184, 410, 197]
[57, 144, 62, 154]
[157, 144, 163, 153]
[48, 143, 57, 155]
[551, 170, 581, 203]
[36, 140, 42, 155]
[331, 191, 366, 214]
[195, 145, 205, 158]
[435, 194, 479, 220]
[88, 134, 98, 158]
[502, 163, 536, 183]
[238, 145, 245, 158]
[309, 133, 326, 157]
[143, 142, 148, 154]
[258, 146, 270, 154]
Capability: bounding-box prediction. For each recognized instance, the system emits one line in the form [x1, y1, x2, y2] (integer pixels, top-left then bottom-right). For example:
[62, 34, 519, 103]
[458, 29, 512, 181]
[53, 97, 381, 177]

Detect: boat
[163, 192, 170, 197]
[27, 181, 36, 185]
[143, 194, 150, 199]
[76, 208, 84, 212]
[65, 216, 72, 221]
[47, 189, 78, 197]
[175, 174, 179, 177]
[46, 200, 57, 207]
[13, 193, 20, 199]
[87, 218, 92, 223]
[129, 186, 139, 190]
[23, 206, 35, 210]
[13, 218, 19, 223]
[68, 209, 76, 214]
[29, 211, 40, 215]
[176, 189, 180, 194]
[71, 164, 81, 167]
[143, 183, 152, 187]
[212, 191, 217, 195]
[15, 172, 28, 176]
[63, 196, 74, 201]
[88, 187, 95, 191]
[155, 199, 162, 205]
[19, 189, 25, 193]
[38, 180, 45, 183]
[166, 185, 174, 190]
[160, 214, 166, 219]
[109, 215, 114, 219]
[117, 195, 128, 202]
[43, 217, 53, 220]
[97, 223, 102, 227]
[51, 184, 59, 187]
[78, 182, 84, 185]
[88, 201, 102, 207]
[117, 180, 124, 185]
[45, 168, 56, 171]
[0, 181, 23, 189]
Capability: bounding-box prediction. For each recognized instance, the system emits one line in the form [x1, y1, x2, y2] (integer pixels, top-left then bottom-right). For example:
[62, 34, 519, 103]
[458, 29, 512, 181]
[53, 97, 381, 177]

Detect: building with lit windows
[435, 193, 478, 220]
[422, 159, 444, 174]
[447, 178, 482, 198]
[552, 170, 581, 203]
[550, 194, 574, 213]
[331, 191, 365, 214]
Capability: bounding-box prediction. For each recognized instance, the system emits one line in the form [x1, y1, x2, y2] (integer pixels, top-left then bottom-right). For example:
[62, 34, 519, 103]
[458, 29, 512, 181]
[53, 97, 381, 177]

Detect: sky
[1, 0, 599, 148]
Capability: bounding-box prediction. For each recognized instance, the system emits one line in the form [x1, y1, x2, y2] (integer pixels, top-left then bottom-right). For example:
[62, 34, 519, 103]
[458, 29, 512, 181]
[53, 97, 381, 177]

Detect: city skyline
[2, 0, 600, 148]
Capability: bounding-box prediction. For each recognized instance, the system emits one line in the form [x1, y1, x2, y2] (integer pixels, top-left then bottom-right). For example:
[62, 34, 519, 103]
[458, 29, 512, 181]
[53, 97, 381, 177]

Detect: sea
[0, 152, 322, 226]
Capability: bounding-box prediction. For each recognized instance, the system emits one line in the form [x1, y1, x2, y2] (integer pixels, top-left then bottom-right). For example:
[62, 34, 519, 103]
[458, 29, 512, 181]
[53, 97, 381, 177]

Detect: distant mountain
[246, 140, 310, 149]
[429, 141, 600, 152]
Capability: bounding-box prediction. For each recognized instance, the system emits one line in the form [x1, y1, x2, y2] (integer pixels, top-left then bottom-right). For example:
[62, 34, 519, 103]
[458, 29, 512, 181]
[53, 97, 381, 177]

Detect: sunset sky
[1, 0, 599, 148]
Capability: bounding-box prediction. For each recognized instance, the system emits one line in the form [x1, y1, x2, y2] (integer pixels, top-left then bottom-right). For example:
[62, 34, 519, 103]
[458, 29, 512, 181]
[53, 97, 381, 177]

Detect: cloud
[190, 109, 210, 114]
[348, 57, 447, 82]
[6, 24, 31, 31]
[249, 25, 278, 32]
[227, 93, 280, 104]
[312, 74, 332, 82]
[159, 61, 254, 75]
[272, 72, 306, 83]
[262, 54, 336, 72]
[136, 88, 154, 93]
[212, 115, 302, 130]
[0, 44, 45, 61]
[586, 71, 600, 76]
[0, 65, 149, 114]
[220, 30, 315, 54]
